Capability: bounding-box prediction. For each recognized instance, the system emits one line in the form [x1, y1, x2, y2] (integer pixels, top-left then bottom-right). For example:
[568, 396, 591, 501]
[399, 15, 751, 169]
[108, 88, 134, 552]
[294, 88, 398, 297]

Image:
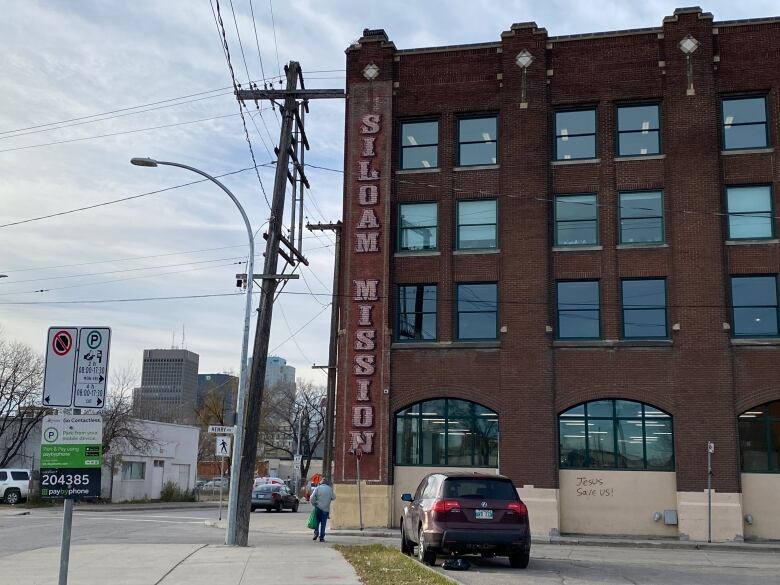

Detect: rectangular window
[619, 191, 664, 244]
[397, 285, 437, 341]
[458, 116, 498, 166]
[555, 194, 598, 246]
[121, 461, 146, 480]
[731, 276, 779, 337]
[456, 283, 498, 340]
[555, 109, 596, 160]
[617, 104, 660, 156]
[557, 281, 600, 339]
[400, 120, 438, 169]
[722, 96, 768, 150]
[457, 199, 497, 250]
[726, 186, 773, 240]
[621, 279, 667, 338]
[399, 202, 437, 251]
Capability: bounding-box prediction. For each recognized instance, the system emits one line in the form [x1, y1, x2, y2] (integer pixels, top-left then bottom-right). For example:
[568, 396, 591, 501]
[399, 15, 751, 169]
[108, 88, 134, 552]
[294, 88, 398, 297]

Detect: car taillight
[432, 499, 461, 514]
[507, 502, 528, 517]
[272, 492, 280, 499]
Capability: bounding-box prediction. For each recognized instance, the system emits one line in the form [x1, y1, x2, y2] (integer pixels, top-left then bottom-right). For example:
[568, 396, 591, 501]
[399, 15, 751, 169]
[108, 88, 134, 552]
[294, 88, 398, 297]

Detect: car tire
[275, 502, 282, 513]
[4, 489, 20, 505]
[251, 505, 258, 512]
[508, 550, 530, 569]
[292, 502, 299, 513]
[400, 522, 413, 556]
[417, 526, 436, 566]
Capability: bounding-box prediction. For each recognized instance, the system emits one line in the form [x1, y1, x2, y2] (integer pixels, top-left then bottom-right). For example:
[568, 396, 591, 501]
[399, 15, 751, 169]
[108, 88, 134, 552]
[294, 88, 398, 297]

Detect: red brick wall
[336, 10, 780, 494]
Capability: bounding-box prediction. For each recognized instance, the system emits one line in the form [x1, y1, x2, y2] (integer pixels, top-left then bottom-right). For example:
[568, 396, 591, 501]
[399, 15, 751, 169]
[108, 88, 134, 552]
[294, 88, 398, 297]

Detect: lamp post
[130, 157, 254, 546]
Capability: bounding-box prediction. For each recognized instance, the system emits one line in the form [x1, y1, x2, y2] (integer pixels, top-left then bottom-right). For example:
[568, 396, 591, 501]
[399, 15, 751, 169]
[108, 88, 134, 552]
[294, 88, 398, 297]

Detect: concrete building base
[330, 483, 392, 529]
[677, 491, 744, 542]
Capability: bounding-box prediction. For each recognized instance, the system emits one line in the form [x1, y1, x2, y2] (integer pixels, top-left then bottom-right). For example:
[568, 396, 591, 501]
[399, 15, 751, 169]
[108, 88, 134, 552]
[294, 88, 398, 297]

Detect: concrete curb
[329, 529, 780, 553]
[205, 519, 225, 528]
[72, 502, 220, 513]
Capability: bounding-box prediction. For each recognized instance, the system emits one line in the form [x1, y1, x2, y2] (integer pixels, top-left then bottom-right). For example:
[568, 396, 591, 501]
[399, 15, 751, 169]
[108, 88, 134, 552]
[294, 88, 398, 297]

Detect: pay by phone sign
[40, 415, 103, 499]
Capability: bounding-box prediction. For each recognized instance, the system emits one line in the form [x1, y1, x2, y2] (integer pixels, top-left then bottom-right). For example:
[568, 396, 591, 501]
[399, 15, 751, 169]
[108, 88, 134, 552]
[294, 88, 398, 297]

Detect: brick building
[330, 7, 780, 541]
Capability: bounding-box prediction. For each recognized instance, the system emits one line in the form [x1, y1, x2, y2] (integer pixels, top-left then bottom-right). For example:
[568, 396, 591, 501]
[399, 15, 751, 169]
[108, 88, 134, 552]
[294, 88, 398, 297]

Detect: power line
[247, 0, 268, 82]
[0, 292, 245, 305]
[0, 162, 273, 229]
[270, 303, 331, 353]
[267, 0, 282, 78]
[228, 0, 254, 86]
[0, 111, 245, 154]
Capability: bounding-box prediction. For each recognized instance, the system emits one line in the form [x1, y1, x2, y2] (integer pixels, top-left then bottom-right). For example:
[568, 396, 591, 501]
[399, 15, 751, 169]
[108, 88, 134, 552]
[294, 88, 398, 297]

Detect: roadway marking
[74, 514, 206, 525]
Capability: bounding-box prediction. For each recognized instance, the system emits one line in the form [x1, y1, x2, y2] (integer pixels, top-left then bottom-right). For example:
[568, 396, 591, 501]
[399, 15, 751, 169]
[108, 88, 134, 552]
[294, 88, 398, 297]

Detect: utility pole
[307, 222, 342, 482]
[229, 62, 345, 546]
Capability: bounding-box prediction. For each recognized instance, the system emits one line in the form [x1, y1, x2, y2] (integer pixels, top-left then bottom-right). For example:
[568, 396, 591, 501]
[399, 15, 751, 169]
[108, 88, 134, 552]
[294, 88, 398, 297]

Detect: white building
[103, 420, 199, 502]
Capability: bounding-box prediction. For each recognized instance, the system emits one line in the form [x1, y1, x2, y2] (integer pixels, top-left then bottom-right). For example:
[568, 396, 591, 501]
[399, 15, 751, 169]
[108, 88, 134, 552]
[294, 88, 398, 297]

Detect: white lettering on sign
[356, 379, 370, 401]
[354, 329, 376, 351]
[358, 185, 378, 205]
[357, 304, 373, 326]
[355, 232, 380, 253]
[353, 279, 379, 301]
[350, 430, 375, 453]
[352, 405, 374, 427]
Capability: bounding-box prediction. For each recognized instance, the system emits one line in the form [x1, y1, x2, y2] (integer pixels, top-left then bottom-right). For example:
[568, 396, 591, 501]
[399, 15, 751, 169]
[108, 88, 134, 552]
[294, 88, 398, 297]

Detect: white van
[0, 469, 31, 504]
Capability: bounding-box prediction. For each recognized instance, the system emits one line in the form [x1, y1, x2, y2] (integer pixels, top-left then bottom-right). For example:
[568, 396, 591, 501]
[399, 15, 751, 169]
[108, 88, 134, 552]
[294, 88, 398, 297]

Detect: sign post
[707, 441, 714, 543]
[216, 436, 231, 521]
[353, 448, 364, 532]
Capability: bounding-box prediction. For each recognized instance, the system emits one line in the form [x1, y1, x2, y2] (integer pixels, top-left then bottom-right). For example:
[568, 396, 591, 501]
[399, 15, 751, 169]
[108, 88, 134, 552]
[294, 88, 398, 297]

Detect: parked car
[400, 472, 530, 569]
[0, 469, 31, 505]
[253, 476, 285, 489]
[202, 477, 228, 490]
[251, 484, 299, 512]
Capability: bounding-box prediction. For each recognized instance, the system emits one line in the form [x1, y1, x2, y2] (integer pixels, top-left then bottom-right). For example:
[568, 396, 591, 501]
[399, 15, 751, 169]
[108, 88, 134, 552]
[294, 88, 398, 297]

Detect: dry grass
[335, 544, 454, 585]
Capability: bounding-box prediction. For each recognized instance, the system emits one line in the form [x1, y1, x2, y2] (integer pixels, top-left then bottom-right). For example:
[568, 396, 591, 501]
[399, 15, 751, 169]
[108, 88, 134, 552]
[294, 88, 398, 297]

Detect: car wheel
[275, 502, 282, 513]
[400, 522, 413, 556]
[251, 505, 258, 512]
[508, 550, 530, 569]
[417, 526, 436, 566]
[4, 490, 20, 505]
[292, 502, 299, 513]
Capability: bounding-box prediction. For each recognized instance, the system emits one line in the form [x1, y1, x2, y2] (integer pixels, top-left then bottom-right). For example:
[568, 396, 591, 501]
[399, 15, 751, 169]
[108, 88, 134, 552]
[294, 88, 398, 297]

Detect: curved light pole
[130, 157, 253, 546]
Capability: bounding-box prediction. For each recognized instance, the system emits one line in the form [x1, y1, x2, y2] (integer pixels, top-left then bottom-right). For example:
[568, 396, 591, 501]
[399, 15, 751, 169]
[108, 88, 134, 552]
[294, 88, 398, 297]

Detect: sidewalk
[0, 542, 361, 585]
[71, 501, 219, 513]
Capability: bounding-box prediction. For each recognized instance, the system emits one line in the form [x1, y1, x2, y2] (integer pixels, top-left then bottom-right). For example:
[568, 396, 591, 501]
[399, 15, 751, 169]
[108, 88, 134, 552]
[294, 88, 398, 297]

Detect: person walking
[310, 479, 336, 542]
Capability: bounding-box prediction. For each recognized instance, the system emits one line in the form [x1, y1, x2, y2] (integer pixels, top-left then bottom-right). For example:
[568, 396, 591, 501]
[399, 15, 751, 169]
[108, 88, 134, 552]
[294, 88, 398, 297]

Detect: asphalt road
[2, 504, 779, 584]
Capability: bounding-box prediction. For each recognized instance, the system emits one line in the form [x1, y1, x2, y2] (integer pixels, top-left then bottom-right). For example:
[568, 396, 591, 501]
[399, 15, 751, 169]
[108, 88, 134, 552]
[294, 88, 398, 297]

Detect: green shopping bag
[307, 507, 318, 530]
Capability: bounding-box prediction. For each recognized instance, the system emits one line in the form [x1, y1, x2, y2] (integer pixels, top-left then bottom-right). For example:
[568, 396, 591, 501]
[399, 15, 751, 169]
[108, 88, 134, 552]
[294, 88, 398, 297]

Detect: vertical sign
[43, 328, 79, 407]
[40, 415, 103, 499]
[74, 328, 111, 409]
[216, 436, 232, 458]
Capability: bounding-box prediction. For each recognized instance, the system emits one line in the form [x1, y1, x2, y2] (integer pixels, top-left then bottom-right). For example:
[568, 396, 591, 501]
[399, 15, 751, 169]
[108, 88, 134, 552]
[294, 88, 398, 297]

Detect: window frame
[397, 201, 439, 252]
[615, 102, 662, 157]
[398, 119, 440, 170]
[618, 190, 665, 244]
[121, 461, 146, 481]
[554, 193, 599, 247]
[730, 274, 780, 338]
[553, 106, 598, 161]
[720, 94, 770, 151]
[394, 398, 499, 467]
[456, 198, 498, 250]
[739, 401, 780, 474]
[620, 277, 669, 339]
[724, 184, 775, 241]
[555, 280, 601, 340]
[558, 399, 675, 471]
[396, 284, 438, 342]
[456, 114, 499, 167]
[455, 282, 499, 341]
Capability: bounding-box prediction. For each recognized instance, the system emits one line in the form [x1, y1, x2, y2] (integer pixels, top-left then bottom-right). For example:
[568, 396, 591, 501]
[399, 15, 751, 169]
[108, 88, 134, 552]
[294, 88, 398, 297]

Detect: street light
[130, 156, 254, 546]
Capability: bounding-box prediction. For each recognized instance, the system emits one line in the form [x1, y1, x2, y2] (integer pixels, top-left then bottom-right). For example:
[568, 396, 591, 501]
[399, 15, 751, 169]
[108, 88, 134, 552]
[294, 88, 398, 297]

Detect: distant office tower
[264, 356, 295, 389]
[133, 349, 199, 424]
[197, 373, 238, 424]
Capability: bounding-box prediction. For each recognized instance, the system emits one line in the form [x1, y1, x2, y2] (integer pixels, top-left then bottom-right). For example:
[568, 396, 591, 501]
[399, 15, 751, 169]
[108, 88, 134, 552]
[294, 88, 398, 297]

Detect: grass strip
[335, 544, 454, 585]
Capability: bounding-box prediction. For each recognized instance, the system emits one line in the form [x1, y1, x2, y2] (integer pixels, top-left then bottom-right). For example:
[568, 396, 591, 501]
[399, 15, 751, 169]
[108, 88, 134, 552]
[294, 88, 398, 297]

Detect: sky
[1, 1, 777, 388]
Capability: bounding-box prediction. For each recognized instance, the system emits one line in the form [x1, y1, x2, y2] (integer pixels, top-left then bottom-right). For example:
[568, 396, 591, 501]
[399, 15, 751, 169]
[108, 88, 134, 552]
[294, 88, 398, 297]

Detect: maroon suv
[400, 472, 530, 568]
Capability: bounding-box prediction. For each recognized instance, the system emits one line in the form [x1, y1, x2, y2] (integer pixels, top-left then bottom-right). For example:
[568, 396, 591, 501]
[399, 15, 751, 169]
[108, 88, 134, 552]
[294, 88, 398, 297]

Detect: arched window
[395, 398, 498, 467]
[739, 401, 780, 473]
[559, 399, 674, 470]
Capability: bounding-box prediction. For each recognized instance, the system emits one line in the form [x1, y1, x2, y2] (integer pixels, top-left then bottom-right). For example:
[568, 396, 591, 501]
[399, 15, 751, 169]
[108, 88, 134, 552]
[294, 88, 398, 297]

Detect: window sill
[392, 341, 500, 350]
[731, 338, 780, 346]
[617, 243, 669, 250]
[721, 147, 774, 156]
[453, 164, 500, 172]
[553, 339, 672, 348]
[551, 158, 600, 166]
[453, 248, 500, 255]
[396, 168, 441, 175]
[552, 245, 602, 252]
[725, 239, 779, 246]
[394, 251, 441, 257]
[614, 154, 666, 162]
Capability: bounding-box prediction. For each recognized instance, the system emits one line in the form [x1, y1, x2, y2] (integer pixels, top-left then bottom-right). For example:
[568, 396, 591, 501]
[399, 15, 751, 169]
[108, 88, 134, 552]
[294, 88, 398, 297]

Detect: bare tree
[260, 380, 326, 482]
[0, 336, 45, 468]
[102, 363, 156, 500]
[194, 375, 237, 469]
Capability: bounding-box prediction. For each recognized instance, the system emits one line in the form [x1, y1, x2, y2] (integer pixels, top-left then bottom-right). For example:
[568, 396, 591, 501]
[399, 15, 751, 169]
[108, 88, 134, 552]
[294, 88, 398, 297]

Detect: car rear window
[10, 472, 29, 481]
[256, 485, 279, 493]
[442, 478, 517, 500]
[0, 472, 6, 481]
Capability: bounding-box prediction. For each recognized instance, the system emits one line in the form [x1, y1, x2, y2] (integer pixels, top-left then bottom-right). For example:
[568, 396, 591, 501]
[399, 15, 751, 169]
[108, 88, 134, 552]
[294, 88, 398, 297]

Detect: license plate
[475, 509, 493, 520]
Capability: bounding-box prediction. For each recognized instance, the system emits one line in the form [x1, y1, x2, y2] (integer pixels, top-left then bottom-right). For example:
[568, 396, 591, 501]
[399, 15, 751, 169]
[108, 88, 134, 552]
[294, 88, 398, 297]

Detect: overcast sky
[1, 1, 776, 387]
